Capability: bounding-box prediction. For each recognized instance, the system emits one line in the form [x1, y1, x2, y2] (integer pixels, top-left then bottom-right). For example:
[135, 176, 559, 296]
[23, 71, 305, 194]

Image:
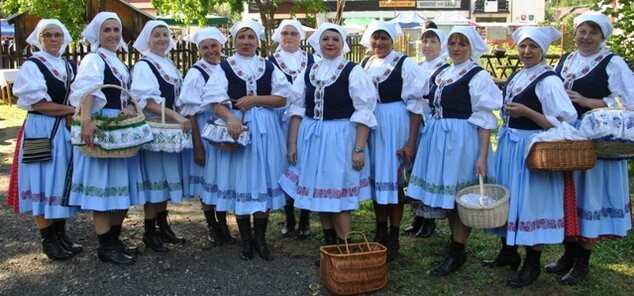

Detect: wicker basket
[455, 176, 509, 229]
[578, 98, 634, 159]
[71, 84, 153, 158]
[202, 99, 250, 151]
[142, 98, 193, 153]
[320, 232, 387, 296]
[526, 140, 596, 172]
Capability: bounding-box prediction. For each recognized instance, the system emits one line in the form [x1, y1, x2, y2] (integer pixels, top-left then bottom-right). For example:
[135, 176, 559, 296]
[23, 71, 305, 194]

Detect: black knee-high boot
[236, 217, 253, 260]
[156, 211, 186, 244]
[53, 220, 83, 254]
[203, 208, 221, 244]
[431, 239, 467, 276]
[217, 211, 236, 244]
[297, 209, 311, 238]
[111, 224, 138, 255]
[143, 219, 168, 253]
[482, 236, 520, 270]
[40, 224, 73, 260]
[561, 244, 591, 285]
[253, 217, 273, 261]
[507, 247, 542, 288]
[373, 221, 388, 246]
[281, 203, 296, 236]
[386, 226, 400, 262]
[97, 229, 135, 265]
[544, 240, 576, 274]
[323, 228, 337, 245]
[404, 216, 424, 234]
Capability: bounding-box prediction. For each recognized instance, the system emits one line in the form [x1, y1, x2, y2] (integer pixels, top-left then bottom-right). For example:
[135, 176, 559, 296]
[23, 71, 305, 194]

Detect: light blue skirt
[139, 150, 184, 204]
[202, 107, 286, 215]
[573, 159, 632, 239]
[489, 128, 565, 246]
[18, 113, 77, 219]
[69, 109, 145, 211]
[407, 118, 495, 210]
[181, 111, 212, 199]
[275, 106, 290, 144]
[369, 102, 410, 205]
[279, 117, 372, 212]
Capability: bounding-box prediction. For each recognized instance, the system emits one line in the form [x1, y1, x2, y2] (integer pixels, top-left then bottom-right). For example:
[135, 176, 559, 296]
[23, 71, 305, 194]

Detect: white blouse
[178, 60, 219, 116]
[435, 60, 502, 130]
[14, 51, 72, 111]
[289, 56, 378, 128]
[420, 55, 448, 79]
[362, 50, 426, 115]
[273, 49, 322, 81]
[201, 54, 292, 109]
[504, 62, 577, 127]
[130, 52, 183, 110]
[69, 48, 130, 113]
[563, 50, 634, 108]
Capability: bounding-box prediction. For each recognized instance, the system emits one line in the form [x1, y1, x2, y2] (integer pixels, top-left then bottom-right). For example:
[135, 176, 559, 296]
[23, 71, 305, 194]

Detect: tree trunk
[335, 0, 346, 25]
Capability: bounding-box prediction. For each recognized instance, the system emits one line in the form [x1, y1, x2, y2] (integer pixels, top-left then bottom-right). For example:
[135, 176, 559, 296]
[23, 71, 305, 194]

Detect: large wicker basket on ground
[455, 177, 510, 229]
[320, 232, 387, 296]
[142, 98, 192, 153]
[70, 84, 153, 158]
[526, 140, 596, 172]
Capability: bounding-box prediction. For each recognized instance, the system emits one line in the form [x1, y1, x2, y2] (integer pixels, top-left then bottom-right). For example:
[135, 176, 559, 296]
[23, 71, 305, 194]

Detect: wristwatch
[353, 146, 364, 153]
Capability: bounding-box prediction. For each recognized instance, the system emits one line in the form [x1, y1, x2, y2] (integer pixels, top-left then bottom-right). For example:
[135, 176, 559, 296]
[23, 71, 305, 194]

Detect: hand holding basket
[142, 97, 193, 153]
[201, 99, 251, 151]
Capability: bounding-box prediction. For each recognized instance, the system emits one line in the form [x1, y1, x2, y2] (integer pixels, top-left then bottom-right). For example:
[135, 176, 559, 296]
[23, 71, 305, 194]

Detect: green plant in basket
[92, 112, 128, 128]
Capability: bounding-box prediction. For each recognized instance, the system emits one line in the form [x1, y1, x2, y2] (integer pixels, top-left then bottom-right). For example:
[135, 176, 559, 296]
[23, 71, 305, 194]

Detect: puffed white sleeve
[604, 55, 634, 108]
[270, 66, 293, 101]
[288, 70, 307, 117]
[401, 57, 427, 115]
[130, 61, 162, 110]
[536, 75, 577, 125]
[69, 53, 108, 113]
[14, 61, 51, 111]
[177, 68, 205, 116]
[200, 69, 230, 110]
[349, 65, 378, 128]
[467, 70, 502, 130]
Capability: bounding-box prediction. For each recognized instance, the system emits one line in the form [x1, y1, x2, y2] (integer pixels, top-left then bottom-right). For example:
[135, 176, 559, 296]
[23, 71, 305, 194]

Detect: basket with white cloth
[525, 121, 596, 171]
[577, 97, 634, 159]
[142, 98, 193, 153]
[455, 176, 509, 229]
[201, 99, 251, 151]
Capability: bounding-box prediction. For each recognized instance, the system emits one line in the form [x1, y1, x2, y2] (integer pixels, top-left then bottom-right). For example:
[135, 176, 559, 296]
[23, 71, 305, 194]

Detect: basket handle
[161, 97, 166, 124]
[73, 84, 141, 118]
[478, 175, 484, 206]
[212, 98, 247, 124]
[338, 231, 372, 254]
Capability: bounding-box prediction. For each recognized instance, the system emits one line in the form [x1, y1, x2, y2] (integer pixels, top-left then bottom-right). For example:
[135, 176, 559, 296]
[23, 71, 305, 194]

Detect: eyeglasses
[281, 31, 299, 37]
[41, 32, 64, 39]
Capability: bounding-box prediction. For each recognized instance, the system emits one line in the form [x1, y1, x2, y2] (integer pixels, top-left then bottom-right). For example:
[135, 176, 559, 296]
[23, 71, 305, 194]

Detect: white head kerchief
[272, 20, 305, 52]
[229, 20, 265, 43]
[446, 26, 488, 63]
[26, 19, 73, 56]
[512, 26, 561, 57]
[81, 12, 128, 52]
[575, 11, 614, 41]
[360, 20, 403, 50]
[132, 20, 176, 55]
[184, 27, 227, 47]
[421, 28, 448, 60]
[308, 22, 350, 56]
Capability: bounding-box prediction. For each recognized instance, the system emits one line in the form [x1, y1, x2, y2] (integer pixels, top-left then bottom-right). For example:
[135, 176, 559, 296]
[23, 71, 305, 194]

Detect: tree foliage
[592, 0, 634, 69]
[1, 0, 88, 38]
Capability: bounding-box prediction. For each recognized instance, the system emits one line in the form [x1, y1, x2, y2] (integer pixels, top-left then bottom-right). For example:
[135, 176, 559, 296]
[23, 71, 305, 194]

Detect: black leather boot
[281, 204, 296, 236]
[561, 245, 591, 285]
[323, 228, 337, 245]
[156, 211, 186, 244]
[53, 220, 83, 254]
[111, 224, 138, 255]
[544, 240, 576, 274]
[217, 211, 237, 244]
[40, 225, 73, 261]
[416, 218, 436, 238]
[507, 247, 542, 288]
[97, 230, 135, 265]
[297, 209, 311, 238]
[143, 219, 168, 253]
[404, 216, 424, 234]
[386, 226, 400, 262]
[237, 217, 253, 260]
[253, 217, 273, 261]
[373, 221, 388, 246]
[482, 237, 520, 270]
[431, 239, 467, 276]
[203, 209, 221, 245]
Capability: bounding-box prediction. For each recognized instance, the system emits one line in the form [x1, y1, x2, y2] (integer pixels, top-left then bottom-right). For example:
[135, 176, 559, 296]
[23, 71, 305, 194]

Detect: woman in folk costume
[11, 19, 82, 261]
[180, 28, 236, 245]
[405, 26, 450, 239]
[406, 26, 501, 276]
[279, 23, 378, 245]
[201, 20, 292, 261]
[131, 20, 190, 252]
[359, 20, 426, 261]
[484, 26, 577, 288]
[268, 20, 318, 238]
[69, 12, 144, 265]
[545, 11, 634, 285]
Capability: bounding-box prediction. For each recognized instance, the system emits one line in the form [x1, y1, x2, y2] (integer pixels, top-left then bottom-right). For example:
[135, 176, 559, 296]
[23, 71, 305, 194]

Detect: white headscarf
[272, 20, 305, 52]
[132, 20, 176, 55]
[446, 26, 488, 62]
[229, 20, 265, 42]
[512, 26, 561, 56]
[360, 20, 403, 51]
[574, 11, 614, 41]
[421, 28, 448, 60]
[185, 27, 227, 48]
[81, 12, 128, 52]
[26, 19, 72, 56]
[307, 22, 350, 56]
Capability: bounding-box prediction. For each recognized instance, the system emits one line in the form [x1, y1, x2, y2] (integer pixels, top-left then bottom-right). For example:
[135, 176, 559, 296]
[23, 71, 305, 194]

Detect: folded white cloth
[578, 109, 634, 142]
[460, 193, 496, 207]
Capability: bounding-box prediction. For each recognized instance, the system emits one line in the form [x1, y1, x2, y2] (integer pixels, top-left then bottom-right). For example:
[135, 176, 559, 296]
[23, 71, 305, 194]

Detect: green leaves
[2, 0, 88, 39]
[592, 1, 634, 70]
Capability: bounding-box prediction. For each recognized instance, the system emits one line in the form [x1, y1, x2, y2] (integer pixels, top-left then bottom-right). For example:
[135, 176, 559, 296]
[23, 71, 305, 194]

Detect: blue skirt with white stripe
[139, 150, 185, 204]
